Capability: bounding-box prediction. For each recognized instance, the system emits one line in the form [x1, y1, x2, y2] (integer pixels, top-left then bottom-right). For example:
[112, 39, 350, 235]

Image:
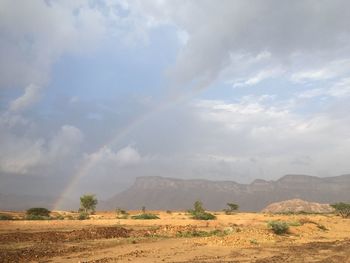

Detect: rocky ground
[0, 211, 349, 262]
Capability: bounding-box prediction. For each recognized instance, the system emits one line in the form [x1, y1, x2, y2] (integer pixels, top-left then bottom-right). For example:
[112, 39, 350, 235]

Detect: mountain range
[106, 174, 350, 211]
[1, 174, 349, 211]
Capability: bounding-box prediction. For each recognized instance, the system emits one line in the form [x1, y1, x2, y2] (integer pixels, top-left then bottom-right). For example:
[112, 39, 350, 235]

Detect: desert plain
[0, 211, 350, 263]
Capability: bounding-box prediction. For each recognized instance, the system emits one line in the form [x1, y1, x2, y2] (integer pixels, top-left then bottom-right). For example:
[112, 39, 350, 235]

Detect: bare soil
[0, 211, 349, 262]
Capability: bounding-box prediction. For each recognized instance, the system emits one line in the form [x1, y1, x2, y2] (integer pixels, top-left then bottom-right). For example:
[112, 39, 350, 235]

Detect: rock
[261, 199, 334, 213]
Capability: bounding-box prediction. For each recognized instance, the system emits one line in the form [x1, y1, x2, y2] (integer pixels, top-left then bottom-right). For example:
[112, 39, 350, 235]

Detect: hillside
[106, 174, 350, 211]
[261, 199, 334, 213]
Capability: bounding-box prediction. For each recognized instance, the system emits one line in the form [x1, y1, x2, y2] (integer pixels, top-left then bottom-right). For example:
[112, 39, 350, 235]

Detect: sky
[1, 0, 350, 206]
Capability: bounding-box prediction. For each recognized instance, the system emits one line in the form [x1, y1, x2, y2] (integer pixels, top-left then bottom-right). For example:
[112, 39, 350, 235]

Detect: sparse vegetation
[176, 229, 229, 238]
[0, 214, 14, 220]
[116, 208, 129, 219]
[25, 208, 51, 220]
[188, 201, 216, 220]
[26, 207, 50, 217]
[331, 202, 350, 218]
[80, 194, 98, 214]
[299, 218, 328, 231]
[166, 210, 172, 214]
[55, 214, 65, 220]
[131, 213, 159, 220]
[223, 203, 239, 215]
[78, 212, 90, 220]
[268, 220, 289, 234]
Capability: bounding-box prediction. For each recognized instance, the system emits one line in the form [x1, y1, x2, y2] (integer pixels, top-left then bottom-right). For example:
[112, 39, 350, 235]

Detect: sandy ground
[0, 211, 350, 262]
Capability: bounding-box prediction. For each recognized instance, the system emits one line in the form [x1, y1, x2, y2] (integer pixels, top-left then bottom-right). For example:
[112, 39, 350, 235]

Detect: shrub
[192, 212, 216, 220]
[188, 201, 216, 220]
[55, 214, 65, 220]
[331, 202, 350, 218]
[26, 207, 50, 217]
[0, 214, 14, 220]
[268, 220, 289, 235]
[78, 212, 90, 220]
[166, 210, 172, 214]
[131, 213, 159, 220]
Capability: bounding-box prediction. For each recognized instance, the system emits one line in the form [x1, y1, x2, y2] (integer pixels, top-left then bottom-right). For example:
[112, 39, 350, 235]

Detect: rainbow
[53, 89, 202, 210]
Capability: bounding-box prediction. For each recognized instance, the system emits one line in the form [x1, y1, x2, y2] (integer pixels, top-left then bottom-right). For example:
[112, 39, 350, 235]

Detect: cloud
[86, 145, 142, 168]
[131, 1, 350, 90]
[233, 69, 283, 87]
[299, 77, 350, 98]
[9, 84, 42, 112]
[0, 124, 83, 175]
[0, 0, 152, 91]
[191, 97, 350, 177]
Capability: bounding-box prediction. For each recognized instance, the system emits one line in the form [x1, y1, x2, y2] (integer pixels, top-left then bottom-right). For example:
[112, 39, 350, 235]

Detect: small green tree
[141, 206, 146, 214]
[223, 203, 239, 215]
[80, 194, 98, 214]
[188, 200, 216, 220]
[331, 202, 350, 218]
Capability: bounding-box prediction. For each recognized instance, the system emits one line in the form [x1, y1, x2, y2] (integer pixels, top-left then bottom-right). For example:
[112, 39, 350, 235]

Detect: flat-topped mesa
[132, 176, 243, 191]
[107, 174, 350, 211]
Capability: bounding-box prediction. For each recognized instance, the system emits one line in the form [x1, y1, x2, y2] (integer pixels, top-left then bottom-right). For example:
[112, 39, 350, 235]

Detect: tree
[331, 202, 350, 218]
[223, 203, 239, 215]
[188, 200, 216, 220]
[80, 194, 98, 214]
[25, 207, 51, 220]
[26, 207, 50, 217]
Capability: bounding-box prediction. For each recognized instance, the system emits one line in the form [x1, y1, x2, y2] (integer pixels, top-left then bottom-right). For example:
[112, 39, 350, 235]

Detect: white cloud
[299, 77, 350, 98]
[0, 0, 152, 90]
[233, 69, 283, 87]
[86, 145, 143, 169]
[0, 124, 83, 175]
[129, 1, 350, 91]
[192, 98, 350, 178]
[9, 84, 42, 112]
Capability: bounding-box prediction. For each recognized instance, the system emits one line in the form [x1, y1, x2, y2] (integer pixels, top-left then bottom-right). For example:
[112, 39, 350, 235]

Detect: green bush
[188, 201, 216, 220]
[331, 202, 350, 218]
[0, 214, 14, 220]
[268, 220, 289, 235]
[131, 213, 159, 220]
[191, 212, 216, 220]
[78, 212, 90, 220]
[26, 207, 50, 217]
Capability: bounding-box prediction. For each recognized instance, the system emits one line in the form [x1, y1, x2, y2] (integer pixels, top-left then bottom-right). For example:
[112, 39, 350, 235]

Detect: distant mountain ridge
[106, 174, 350, 211]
